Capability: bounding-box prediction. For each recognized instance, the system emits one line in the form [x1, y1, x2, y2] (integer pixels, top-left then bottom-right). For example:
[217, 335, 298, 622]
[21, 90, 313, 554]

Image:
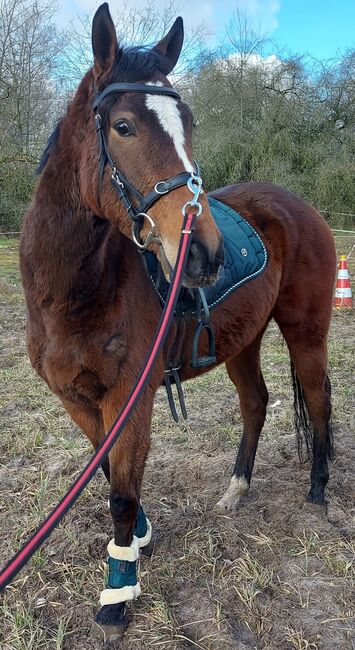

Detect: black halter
[93, 82, 199, 239]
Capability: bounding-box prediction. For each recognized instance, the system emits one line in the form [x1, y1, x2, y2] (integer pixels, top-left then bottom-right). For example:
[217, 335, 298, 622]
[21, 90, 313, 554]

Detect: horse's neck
[24, 203, 110, 300]
[21, 75, 145, 310]
[21, 93, 114, 301]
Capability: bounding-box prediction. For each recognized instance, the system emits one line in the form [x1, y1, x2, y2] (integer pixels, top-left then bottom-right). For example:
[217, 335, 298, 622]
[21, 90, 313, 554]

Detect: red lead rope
[0, 212, 196, 592]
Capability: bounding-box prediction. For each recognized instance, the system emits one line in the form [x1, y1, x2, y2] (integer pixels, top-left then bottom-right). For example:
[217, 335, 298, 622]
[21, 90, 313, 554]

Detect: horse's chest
[40, 312, 128, 407]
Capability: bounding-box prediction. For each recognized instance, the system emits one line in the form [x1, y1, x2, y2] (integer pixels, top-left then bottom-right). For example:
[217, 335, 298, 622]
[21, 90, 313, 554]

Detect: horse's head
[84, 3, 223, 288]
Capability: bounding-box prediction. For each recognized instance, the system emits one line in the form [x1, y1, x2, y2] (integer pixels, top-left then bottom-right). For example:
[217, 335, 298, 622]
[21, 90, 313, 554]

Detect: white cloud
[227, 52, 280, 68]
[55, 0, 281, 38]
[232, 0, 280, 31]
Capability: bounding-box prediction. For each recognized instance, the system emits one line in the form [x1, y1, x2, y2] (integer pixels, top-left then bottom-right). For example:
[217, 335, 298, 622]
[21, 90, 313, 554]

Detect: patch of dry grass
[0, 234, 354, 649]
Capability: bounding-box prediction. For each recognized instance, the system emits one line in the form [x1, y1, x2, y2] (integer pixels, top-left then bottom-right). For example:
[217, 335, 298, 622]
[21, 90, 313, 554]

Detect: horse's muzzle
[183, 236, 225, 288]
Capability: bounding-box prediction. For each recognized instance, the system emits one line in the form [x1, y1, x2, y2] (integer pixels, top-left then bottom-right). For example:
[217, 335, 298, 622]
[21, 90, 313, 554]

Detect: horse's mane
[36, 45, 167, 175]
[37, 119, 63, 175]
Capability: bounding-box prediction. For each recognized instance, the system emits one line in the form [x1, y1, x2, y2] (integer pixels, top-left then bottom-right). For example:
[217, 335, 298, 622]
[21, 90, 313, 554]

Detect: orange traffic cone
[334, 255, 353, 309]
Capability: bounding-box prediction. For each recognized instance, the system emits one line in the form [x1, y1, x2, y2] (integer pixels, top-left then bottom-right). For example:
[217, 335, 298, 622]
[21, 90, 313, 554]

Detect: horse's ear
[153, 17, 184, 75]
[92, 3, 118, 80]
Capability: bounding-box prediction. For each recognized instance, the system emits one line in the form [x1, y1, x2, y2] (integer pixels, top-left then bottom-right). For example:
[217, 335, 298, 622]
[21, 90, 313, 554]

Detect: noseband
[93, 82, 203, 249]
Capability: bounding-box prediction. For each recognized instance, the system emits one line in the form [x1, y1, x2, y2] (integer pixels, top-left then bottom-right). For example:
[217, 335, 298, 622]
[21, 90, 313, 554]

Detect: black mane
[37, 119, 63, 175]
[36, 45, 167, 175]
[110, 44, 168, 84]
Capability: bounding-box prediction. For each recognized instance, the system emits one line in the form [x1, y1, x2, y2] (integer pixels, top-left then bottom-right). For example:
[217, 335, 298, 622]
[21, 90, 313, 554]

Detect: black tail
[290, 362, 334, 462]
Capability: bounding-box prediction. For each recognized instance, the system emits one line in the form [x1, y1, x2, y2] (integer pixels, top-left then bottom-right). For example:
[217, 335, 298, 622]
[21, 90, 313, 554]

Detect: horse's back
[211, 182, 336, 281]
[211, 181, 336, 331]
[210, 181, 334, 251]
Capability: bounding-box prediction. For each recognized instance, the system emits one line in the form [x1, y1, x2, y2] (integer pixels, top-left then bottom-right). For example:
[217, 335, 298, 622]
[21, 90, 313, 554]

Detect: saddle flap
[144, 195, 268, 315]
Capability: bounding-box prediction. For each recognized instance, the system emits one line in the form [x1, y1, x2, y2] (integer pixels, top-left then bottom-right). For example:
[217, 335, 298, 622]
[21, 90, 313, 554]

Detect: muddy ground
[0, 238, 354, 649]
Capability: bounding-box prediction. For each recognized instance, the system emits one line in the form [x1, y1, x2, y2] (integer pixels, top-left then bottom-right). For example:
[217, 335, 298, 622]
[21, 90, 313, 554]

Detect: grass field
[0, 234, 354, 650]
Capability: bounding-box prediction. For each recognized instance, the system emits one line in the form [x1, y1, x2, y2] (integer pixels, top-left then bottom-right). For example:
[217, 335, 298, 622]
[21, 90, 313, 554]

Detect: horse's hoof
[140, 539, 154, 557]
[215, 494, 239, 511]
[94, 603, 128, 640]
[305, 488, 327, 507]
[215, 476, 249, 511]
[93, 624, 126, 646]
[303, 500, 327, 515]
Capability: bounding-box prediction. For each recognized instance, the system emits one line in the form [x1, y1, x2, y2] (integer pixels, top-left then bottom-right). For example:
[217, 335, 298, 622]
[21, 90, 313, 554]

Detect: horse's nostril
[186, 238, 223, 280]
[186, 241, 208, 278]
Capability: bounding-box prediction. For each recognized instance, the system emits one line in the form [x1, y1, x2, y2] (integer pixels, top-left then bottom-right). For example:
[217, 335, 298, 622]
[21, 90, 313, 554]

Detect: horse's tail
[290, 362, 334, 462]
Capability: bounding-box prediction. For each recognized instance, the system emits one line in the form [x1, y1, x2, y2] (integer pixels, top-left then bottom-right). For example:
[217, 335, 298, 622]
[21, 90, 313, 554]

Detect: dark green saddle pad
[144, 195, 267, 315]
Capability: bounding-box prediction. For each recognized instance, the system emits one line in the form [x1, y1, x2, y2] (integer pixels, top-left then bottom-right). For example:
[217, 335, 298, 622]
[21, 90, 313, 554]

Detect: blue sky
[273, 0, 355, 59]
[58, 0, 355, 61]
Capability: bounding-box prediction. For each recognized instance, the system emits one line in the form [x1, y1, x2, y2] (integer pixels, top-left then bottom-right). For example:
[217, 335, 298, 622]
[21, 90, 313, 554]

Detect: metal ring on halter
[181, 200, 203, 217]
[154, 182, 170, 195]
[111, 168, 124, 188]
[132, 212, 160, 250]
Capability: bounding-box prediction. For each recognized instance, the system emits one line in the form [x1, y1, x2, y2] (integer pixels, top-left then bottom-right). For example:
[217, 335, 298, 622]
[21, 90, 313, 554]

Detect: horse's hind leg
[272, 219, 335, 504]
[276, 324, 333, 505]
[217, 329, 268, 511]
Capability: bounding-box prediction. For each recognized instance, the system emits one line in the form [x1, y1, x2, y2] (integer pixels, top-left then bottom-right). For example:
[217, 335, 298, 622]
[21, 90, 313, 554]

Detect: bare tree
[0, 0, 66, 229]
[223, 9, 269, 127]
[0, 0, 66, 157]
[63, 0, 209, 85]
[1, 0, 354, 231]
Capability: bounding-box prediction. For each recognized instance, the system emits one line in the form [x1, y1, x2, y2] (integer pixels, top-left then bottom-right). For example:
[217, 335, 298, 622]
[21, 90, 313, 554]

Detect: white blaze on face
[145, 81, 194, 173]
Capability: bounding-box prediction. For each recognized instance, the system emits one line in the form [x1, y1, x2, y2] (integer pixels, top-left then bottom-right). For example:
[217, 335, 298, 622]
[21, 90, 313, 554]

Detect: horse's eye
[115, 121, 131, 137]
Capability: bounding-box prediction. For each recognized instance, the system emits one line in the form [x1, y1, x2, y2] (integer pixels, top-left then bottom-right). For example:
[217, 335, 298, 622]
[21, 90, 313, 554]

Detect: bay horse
[19, 2, 336, 633]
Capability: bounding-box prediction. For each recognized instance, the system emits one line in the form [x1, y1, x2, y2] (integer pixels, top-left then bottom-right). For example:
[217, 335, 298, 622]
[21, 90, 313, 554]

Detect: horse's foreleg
[95, 394, 153, 632]
[61, 399, 110, 481]
[217, 330, 268, 511]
